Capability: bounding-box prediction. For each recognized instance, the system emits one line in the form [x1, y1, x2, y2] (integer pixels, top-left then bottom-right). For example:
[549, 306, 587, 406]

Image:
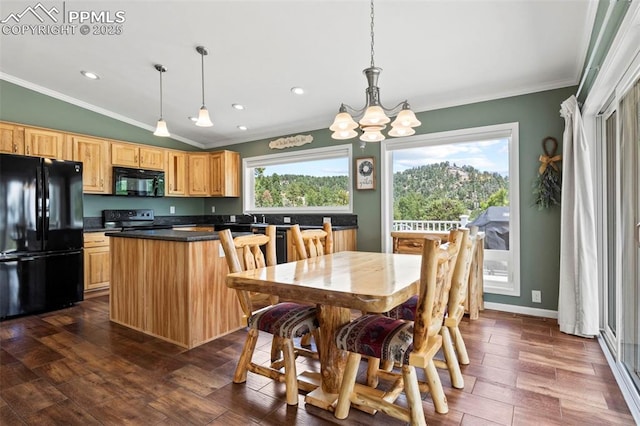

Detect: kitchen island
[107, 229, 246, 349]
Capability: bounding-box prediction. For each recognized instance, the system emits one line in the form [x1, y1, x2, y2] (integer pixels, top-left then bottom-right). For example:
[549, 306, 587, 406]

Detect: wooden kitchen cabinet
[111, 142, 164, 170]
[210, 150, 240, 197]
[71, 135, 111, 194]
[0, 122, 25, 155]
[165, 150, 187, 196]
[24, 127, 69, 159]
[83, 232, 111, 293]
[187, 153, 211, 196]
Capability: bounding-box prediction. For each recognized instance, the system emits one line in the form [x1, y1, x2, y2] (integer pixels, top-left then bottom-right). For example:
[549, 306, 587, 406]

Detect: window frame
[243, 144, 353, 214]
[380, 122, 521, 296]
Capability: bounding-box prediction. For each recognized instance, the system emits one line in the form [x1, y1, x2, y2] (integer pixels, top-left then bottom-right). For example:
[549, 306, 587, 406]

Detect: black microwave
[113, 167, 165, 197]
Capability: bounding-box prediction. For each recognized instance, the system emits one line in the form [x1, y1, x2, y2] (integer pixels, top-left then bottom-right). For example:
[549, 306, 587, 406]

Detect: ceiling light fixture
[232, 103, 245, 110]
[153, 64, 170, 137]
[291, 87, 305, 95]
[80, 70, 99, 80]
[330, 0, 421, 148]
[195, 46, 213, 127]
[237, 125, 248, 131]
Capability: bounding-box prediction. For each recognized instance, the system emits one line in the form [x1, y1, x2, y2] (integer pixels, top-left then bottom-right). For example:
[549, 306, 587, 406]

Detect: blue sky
[260, 138, 509, 177]
[393, 139, 509, 176]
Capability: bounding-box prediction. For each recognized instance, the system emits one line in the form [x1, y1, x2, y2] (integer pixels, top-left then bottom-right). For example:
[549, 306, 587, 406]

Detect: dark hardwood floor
[0, 295, 635, 425]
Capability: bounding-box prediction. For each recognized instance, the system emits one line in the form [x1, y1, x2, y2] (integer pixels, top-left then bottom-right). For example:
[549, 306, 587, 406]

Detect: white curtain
[558, 95, 599, 337]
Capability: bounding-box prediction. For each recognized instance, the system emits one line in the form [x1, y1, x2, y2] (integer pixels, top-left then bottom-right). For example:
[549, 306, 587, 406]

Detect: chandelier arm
[340, 103, 368, 118]
[379, 100, 410, 116]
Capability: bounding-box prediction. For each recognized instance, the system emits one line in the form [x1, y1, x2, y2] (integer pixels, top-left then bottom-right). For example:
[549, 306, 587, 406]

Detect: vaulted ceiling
[0, 1, 596, 148]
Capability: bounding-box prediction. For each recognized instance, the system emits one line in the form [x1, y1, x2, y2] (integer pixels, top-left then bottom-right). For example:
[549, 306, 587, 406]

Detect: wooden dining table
[226, 250, 423, 411]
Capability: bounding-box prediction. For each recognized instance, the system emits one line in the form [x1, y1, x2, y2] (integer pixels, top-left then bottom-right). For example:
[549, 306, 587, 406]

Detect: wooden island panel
[110, 235, 244, 348]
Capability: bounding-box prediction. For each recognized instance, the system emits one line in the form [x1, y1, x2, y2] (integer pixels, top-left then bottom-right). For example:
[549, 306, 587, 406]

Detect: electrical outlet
[169, 206, 175, 214]
[532, 290, 542, 303]
[230, 215, 236, 222]
[283, 216, 291, 223]
[323, 217, 331, 224]
[211, 206, 215, 213]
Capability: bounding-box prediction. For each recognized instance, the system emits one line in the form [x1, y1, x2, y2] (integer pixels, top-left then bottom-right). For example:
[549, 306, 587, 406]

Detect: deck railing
[392, 215, 470, 232]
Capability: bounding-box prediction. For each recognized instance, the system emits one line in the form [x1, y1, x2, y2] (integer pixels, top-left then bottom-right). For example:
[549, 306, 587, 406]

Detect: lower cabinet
[83, 232, 110, 293]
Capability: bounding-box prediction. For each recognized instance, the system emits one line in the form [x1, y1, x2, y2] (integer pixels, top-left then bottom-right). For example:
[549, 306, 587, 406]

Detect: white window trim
[243, 144, 353, 214]
[380, 122, 521, 297]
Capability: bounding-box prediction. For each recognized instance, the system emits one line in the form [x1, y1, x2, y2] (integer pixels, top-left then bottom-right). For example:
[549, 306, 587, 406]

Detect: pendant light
[153, 64, 170, 137]
[329, 0, 421, 147]
[195, 45, 213, 127]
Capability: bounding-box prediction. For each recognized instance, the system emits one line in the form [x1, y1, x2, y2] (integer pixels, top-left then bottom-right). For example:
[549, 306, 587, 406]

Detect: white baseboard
[483, 302, 558, 319]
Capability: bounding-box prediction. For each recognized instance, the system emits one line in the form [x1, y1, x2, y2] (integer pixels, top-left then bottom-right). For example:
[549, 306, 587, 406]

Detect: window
[381, 123, 520, 296]
[243, 145, 352, 213]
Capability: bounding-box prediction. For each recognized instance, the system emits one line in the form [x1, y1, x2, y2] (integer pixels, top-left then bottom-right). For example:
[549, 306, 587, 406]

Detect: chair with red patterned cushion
[376, 227, 476, 389]
[219, 226, 319, 405]
[334, 231, 462, 424]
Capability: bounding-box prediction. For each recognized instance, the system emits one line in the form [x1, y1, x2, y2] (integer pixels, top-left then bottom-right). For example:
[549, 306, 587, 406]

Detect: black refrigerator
[0, 154, 84, 320]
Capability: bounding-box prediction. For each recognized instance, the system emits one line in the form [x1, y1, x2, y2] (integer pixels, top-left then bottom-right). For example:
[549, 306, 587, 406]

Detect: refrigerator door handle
[36, 163, 44, 241]
[43, 166, 50, 238]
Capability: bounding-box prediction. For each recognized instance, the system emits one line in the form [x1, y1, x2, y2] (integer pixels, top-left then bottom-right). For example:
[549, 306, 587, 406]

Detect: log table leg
[303, 304, 351, 410]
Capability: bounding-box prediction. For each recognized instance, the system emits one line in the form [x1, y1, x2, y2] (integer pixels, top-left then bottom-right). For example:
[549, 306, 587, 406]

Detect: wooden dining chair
[290, 222, 333, 260]
[219, 226, 319, 405]
[334, 231, 462, 424]
[290, 222, 333, 347]
[373, 227, 476, 390]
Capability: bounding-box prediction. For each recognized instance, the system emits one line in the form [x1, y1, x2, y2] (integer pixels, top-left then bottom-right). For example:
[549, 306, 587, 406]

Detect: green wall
[1, 77, 573, 311]
[210, 86, 576, 311]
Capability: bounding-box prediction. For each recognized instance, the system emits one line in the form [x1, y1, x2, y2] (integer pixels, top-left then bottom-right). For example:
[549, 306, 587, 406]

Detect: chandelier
[330, 0, 421, 147]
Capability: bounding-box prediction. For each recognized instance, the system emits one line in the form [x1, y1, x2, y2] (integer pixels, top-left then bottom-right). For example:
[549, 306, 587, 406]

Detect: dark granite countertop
[87, 223, 358, 233]
[105, 229, 252, 242]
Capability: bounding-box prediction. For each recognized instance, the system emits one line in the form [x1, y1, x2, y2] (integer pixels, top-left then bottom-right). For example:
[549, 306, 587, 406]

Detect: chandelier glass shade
[330, 0, 421, 146]
[153, 64, 170, 137]
[195, 46, 213, 127]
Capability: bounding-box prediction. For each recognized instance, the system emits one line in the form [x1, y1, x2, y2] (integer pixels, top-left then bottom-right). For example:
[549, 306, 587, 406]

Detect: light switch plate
[283, 216, 291, 223]
[230, 215, 236, 222]
[169, 206, 175, 214]
[211, 206, 215, 213]
[323, 217, 331, 224]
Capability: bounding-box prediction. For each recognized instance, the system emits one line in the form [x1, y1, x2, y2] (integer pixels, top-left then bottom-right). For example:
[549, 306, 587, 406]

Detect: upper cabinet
[24, 128, 70, 160]
[187, 153, 211, 196]
[112, 142, 164, 170]
[70, 135, 111, 194]
[0, 122, 25, 155]
[210, 150, 240, 197]
[165, 150, 187, 197]
[0, 121, 241, 198]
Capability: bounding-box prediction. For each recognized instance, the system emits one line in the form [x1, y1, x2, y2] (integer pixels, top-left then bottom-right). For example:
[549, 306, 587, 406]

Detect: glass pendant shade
[332, 129, 359, 140]
[359, 105, 390, 126]
[196, 106, 213, 127]
[388, 125, 415, 138]
[391, 108, 421, 128]
[360, 128, 385, 142]
[330, 112, 358, 131]
[154, 119, 170, 137]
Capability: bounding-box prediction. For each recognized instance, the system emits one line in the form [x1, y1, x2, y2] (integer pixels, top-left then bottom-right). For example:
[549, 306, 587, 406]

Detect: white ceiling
[0, 1, 596, 149]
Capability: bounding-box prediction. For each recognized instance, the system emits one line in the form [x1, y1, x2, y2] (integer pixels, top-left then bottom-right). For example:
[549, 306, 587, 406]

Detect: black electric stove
[102, 209, 172, 231]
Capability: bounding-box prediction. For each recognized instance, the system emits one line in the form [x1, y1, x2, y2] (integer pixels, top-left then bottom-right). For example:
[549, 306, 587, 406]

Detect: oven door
[113, 167, 165, 197]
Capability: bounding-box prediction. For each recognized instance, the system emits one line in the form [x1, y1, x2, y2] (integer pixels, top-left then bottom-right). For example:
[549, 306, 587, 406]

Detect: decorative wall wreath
[533, 136, 562, 209]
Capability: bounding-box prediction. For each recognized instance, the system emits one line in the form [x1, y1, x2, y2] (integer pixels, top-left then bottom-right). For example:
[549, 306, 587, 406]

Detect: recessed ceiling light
[81, 70, 99, 80]
[188, 116, 198, 122]
[237, 125, 248, 131]
[232, 103, 245, 110]
[291, 87, 305, 95]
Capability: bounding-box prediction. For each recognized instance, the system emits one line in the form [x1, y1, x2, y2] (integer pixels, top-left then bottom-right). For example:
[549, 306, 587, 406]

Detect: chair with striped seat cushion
[219, 226, 319, 405]
[373, 227, 476, 390]
[334, 232, 462, 424]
